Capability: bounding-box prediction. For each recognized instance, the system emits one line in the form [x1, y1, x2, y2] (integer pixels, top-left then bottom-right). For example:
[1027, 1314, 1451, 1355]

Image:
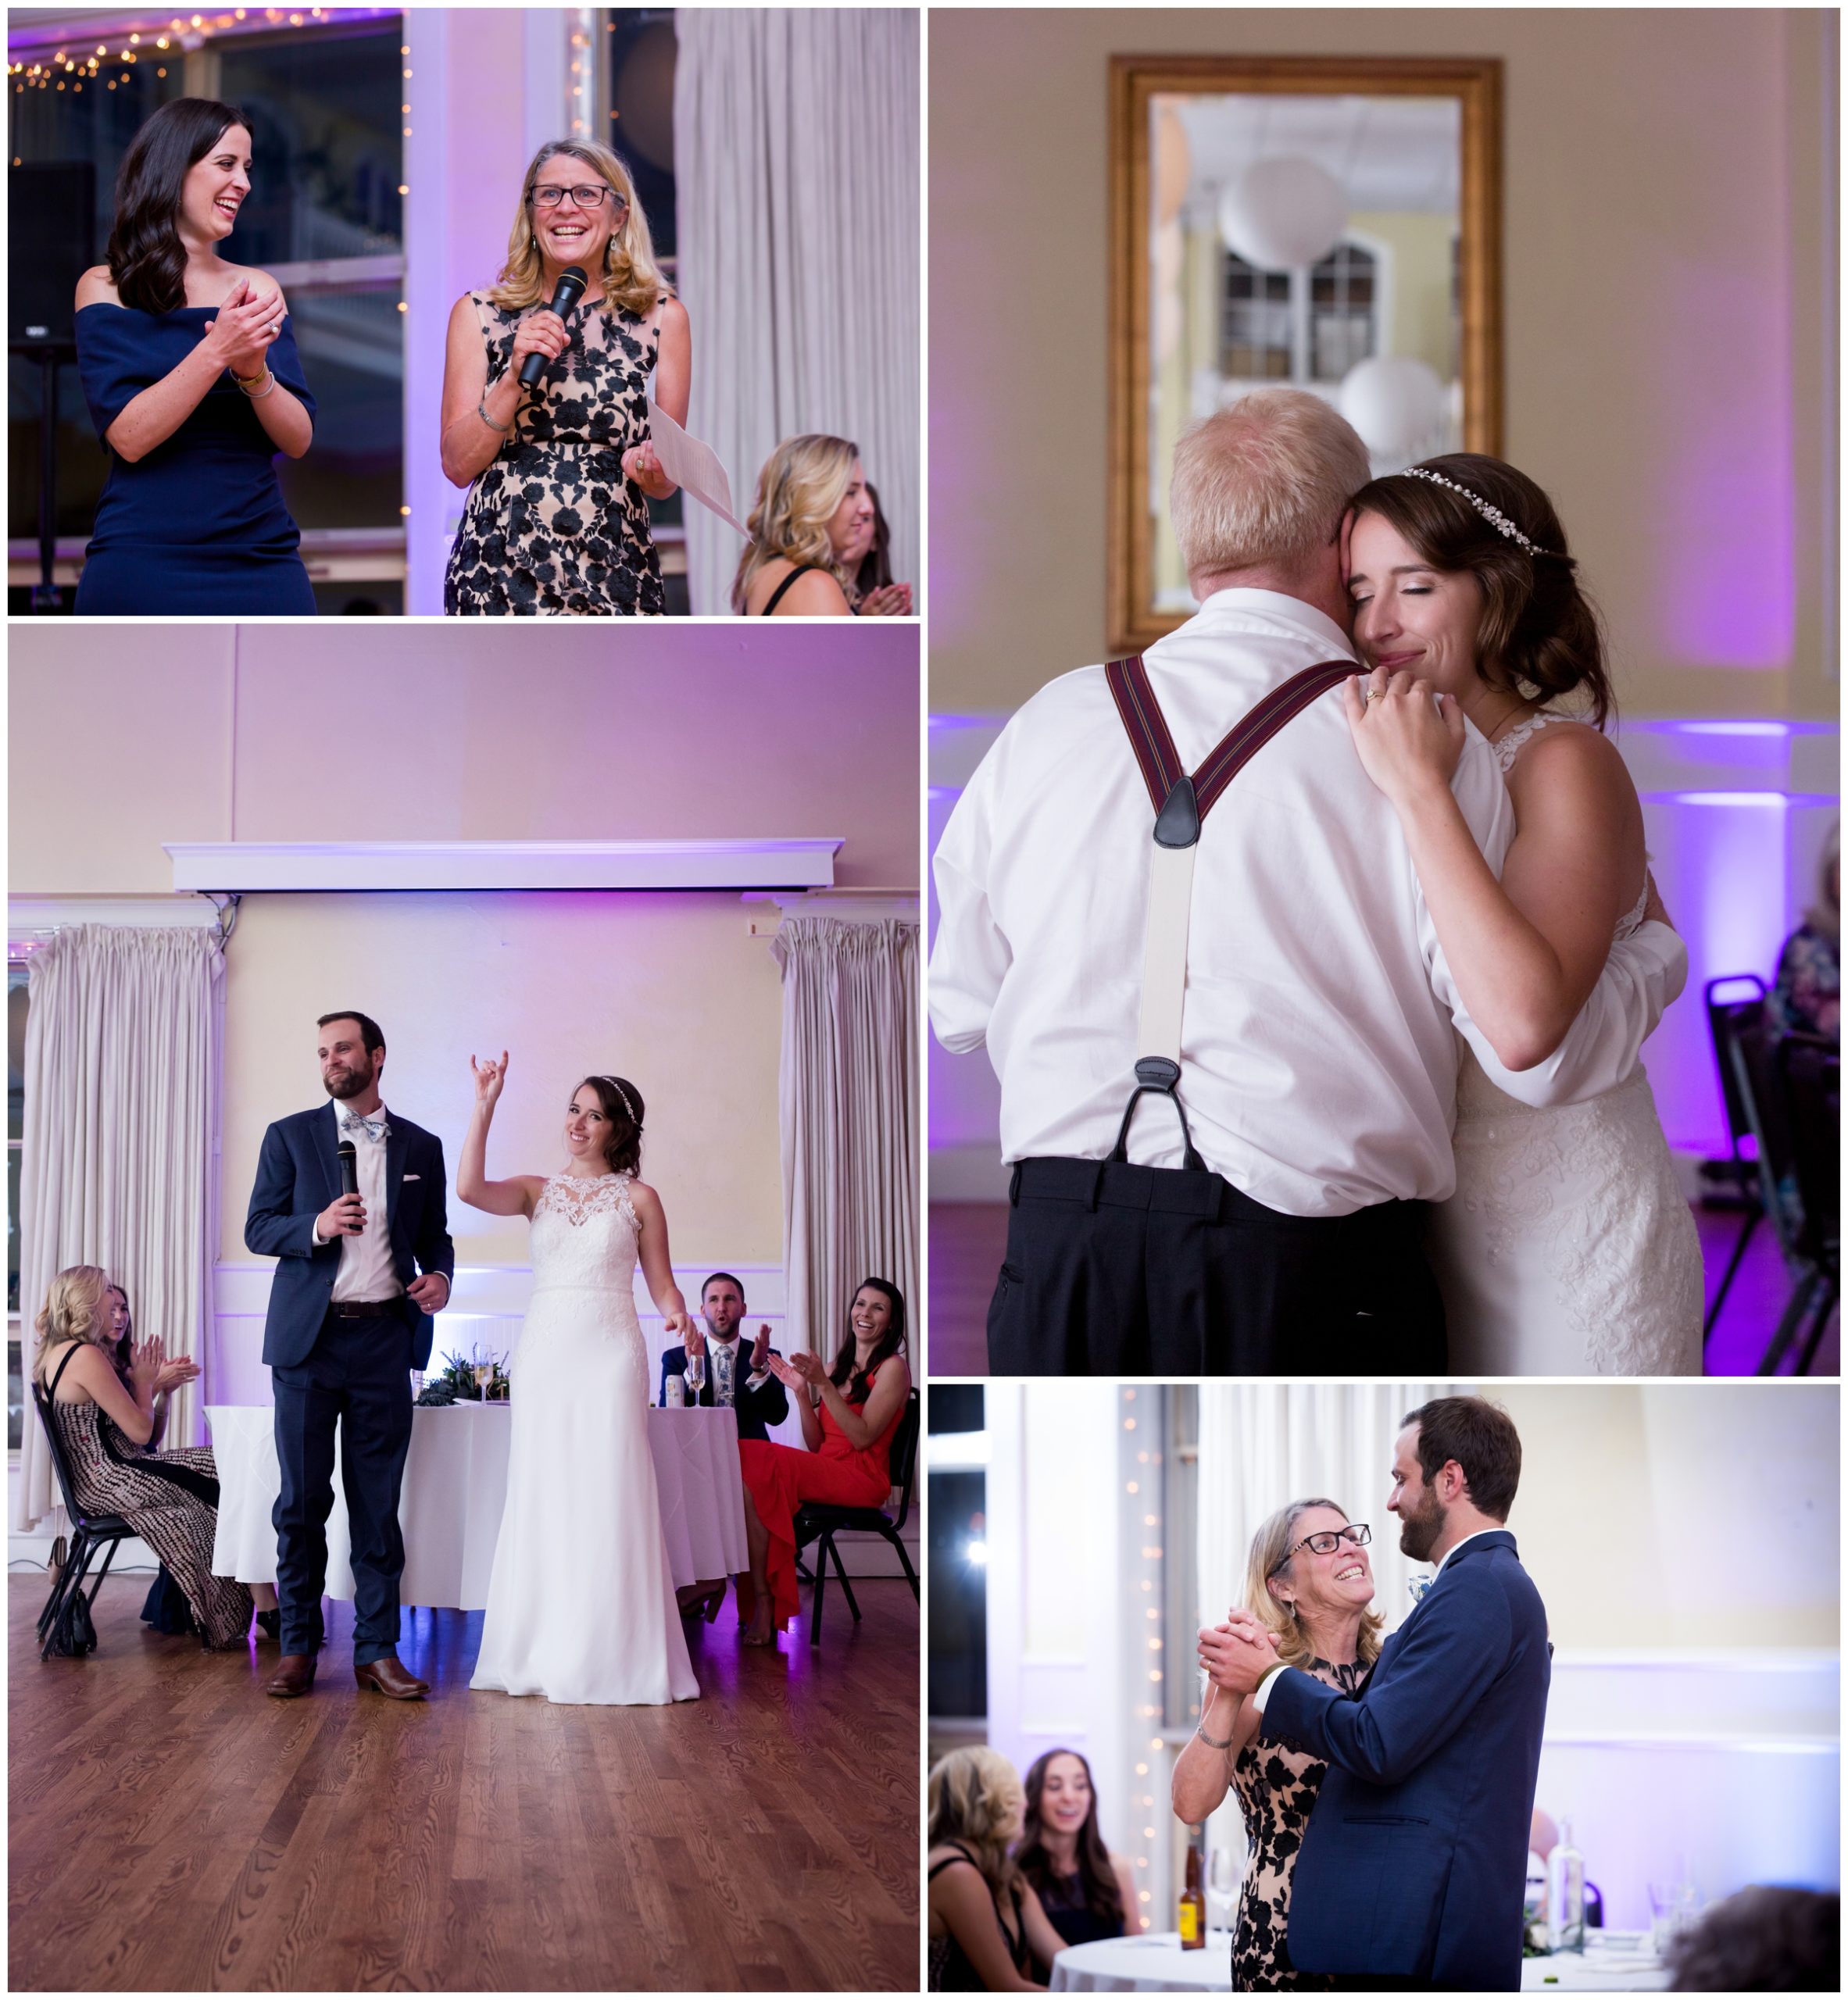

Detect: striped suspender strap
[1103, 654, 1357, 1159]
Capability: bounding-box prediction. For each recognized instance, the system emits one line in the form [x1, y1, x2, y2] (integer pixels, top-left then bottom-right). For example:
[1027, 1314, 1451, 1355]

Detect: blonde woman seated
[929, 1746, 1067, 1991]
[34, 1265, 253, 1650]
[441, 138, 690, 616]
[1171, 1500, 1383, 1992]
[732, 434, 879, 616]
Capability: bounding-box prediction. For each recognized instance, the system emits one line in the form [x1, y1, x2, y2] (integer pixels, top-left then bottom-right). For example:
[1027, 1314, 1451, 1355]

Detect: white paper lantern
[1217, 156, 1347, 270]
[1338, 355, 1450, 464]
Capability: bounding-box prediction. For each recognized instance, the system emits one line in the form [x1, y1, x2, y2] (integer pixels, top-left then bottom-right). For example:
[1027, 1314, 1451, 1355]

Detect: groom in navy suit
[1201, 1398, 1549, 1991]
[245, 1012, 454, 1702]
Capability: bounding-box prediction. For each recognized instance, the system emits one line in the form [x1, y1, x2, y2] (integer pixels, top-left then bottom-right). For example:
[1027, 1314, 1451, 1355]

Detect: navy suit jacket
[245, 1103, 456, 1372]
[1262, 1529, 1550, 1991]
[658, 1341, 789, 1441]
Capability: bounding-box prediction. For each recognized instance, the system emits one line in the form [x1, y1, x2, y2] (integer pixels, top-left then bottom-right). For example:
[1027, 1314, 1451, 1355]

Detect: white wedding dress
[1430, 716, 1704, 1374]
[470, 1170, 699, 1705]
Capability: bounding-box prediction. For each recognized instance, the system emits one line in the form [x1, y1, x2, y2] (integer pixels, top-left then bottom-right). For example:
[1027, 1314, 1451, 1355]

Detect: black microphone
[337, 1140, 359, 1201]
[517, 263, 588, 390]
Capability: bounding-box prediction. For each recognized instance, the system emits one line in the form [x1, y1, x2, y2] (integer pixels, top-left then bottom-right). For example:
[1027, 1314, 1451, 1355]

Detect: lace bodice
[1492, 710, 1649, 940]
[529, 1171, 641, 1295]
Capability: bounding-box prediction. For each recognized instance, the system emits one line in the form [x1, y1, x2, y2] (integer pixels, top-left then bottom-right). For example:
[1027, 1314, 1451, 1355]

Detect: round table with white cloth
[205, 1400, 749, 1607]
[1049, 1929, 1670, 1992]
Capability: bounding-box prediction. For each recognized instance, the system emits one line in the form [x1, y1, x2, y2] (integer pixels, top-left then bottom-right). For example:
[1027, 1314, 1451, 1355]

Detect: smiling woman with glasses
[439, 138, 691, 615]
[1171, 1498, 1385, 1991]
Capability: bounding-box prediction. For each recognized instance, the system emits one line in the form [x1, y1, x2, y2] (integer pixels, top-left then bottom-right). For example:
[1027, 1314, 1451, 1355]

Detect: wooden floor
[928, 1199, 1838, 1377]
[9, 1573, 919, 1992]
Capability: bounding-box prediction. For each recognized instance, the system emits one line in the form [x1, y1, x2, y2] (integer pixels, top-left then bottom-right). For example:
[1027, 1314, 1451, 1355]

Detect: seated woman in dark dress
[928, 1746, 1067, 1991]
[73, 96, 316, 615]
[1014, 1748, 1142, 1967]
[1171, 1498, 1385, 1992]
[34, 1266, 251, 1650]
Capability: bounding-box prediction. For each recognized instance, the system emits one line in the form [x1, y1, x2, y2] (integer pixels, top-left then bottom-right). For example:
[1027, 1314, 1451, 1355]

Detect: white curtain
[1192, 1383, 1467, 1873]
[770, 916, 920, 1370]
[673, 8, 920, 612]
[15, 926, 225, 1530]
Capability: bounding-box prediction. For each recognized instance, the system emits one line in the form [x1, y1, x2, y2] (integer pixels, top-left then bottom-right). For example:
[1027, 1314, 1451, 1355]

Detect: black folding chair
[793, 1390, 920, 1645]
[1728, 1023, 1839, 1373]
[32, 1383, 135, 1659]
[1703, 974, 1770, 1341]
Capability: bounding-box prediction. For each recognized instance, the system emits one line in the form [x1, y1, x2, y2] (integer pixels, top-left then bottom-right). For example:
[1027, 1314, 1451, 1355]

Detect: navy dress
[73, 302, 317, 614]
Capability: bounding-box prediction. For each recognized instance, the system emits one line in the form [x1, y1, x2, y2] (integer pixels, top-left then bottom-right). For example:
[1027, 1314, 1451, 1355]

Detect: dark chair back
[1728, 1019, 1806, 1255]
[1705, 974, 1768, 1159]
[32, 1380, 99, 1527]
[1778, 1034, 1840, 1261]
[885, 1390, 921, 1534]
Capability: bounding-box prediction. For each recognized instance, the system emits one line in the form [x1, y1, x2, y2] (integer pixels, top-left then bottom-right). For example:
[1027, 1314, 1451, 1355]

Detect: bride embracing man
[1175, 1396, 1546, 1993]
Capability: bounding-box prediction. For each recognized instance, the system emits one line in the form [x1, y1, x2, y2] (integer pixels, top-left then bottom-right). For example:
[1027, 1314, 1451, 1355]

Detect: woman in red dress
[737, 1279, 910, 1646]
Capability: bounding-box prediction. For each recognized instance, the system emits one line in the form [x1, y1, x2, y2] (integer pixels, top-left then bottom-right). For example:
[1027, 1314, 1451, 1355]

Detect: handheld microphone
[337, 1140, 359, 1201]
[517, 263, 588, 390]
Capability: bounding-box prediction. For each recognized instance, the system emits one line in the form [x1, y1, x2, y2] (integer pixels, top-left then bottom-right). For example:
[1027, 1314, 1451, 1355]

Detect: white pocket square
[402, 1174, 420, 1182]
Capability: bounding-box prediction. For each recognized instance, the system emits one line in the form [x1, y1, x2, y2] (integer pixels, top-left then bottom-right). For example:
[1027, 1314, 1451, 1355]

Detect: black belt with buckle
[327, 1298, 400, 1319]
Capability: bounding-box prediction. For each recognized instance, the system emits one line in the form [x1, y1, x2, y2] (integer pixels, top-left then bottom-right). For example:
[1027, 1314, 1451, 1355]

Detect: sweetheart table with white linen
[1047, 1930, 1670, 1992]
[205, 1400, 749, 1607]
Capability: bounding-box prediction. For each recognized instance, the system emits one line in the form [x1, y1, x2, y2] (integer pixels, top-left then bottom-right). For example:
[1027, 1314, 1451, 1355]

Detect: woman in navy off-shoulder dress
[72, 97, 316, 615]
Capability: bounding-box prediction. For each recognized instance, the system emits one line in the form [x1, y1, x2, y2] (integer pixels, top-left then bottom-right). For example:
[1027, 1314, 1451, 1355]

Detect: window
[1221, 241, 1380, 385]
[1221, 254, 1292, 380]
[8, 13, 406, 612]
[927, 1385, 987, 1724]
[8, 965, 26, 1454]
[1310, 241, 1377, 380]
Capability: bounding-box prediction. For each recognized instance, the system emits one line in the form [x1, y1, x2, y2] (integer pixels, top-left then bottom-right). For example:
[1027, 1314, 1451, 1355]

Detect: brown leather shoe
[265, 1653, 316, 1698]
[354, 1653, 430, 1701]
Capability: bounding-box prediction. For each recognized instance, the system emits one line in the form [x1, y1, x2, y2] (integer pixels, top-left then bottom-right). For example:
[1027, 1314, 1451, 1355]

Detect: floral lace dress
[1229, 1656, 1357, 1991]
[1429, 712, 1703, 1372]
[444, 292, 667, 616]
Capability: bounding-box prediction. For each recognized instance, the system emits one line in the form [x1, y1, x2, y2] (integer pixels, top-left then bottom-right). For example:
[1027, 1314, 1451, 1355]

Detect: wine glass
[472, 1344, 493, 1398]
[1207, 1848, 1238, 1932]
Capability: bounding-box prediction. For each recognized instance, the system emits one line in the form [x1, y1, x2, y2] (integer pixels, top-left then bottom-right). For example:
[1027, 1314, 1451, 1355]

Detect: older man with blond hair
[930, 390, 1681, 1375]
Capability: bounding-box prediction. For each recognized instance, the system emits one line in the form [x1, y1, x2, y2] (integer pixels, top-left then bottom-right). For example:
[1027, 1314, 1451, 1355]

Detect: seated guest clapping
[851, 481, 913, 616]
[735, 1279, 911, 1645]
[1015, 1749, 1142, 1961]
[732, 434, 894, 616]
[928, 1747, 1067, 1991]
[659, 1272, 789, 1440]
[34, 1266, 252, 1649]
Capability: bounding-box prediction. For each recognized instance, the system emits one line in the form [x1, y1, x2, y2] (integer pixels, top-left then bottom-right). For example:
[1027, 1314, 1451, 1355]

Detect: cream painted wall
[8, 620, 920, 894]
[1493, 1383, 1839, 1650]
[930, 9, 1836, 719]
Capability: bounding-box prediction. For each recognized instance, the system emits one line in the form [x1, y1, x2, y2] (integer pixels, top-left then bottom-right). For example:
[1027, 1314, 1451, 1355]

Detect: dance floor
[926, 1201, 1837, 1378]
[9, 1573, 919, 1992]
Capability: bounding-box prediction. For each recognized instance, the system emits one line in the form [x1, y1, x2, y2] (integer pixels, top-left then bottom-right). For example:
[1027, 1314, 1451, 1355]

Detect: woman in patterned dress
[440, 139, 689, 616]
[1171, 1499, 1384, 1991]
[34, 1266, 252, 1650]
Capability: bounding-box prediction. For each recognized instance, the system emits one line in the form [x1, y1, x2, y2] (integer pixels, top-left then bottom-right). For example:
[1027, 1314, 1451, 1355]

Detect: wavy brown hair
[575, 1075, 644, 1177]
[827, 1279, 906, 1404]
[1349, 452, 1614, 728]
[1243, 1498, 1386, 1673]
[1015, 1748, 1125, 1934]
[488, 140, 664, 320]
[105, 98, 252, 314]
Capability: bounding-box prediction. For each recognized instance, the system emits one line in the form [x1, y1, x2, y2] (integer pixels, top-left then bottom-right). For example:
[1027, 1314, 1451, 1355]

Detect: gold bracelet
[235, 368, 276, 400]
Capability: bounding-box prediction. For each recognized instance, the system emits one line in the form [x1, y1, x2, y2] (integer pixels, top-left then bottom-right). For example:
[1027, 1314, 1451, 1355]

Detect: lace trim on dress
[536, 1171, 638, 1234]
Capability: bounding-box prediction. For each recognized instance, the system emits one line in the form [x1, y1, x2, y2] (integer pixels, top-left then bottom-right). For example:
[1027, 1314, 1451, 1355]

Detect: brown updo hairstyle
[575, 1075, 644, 1175]
[1348, 452, 1614, 729]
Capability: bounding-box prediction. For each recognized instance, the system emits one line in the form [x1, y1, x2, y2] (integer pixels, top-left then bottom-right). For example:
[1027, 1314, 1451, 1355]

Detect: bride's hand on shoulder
[1642, 867, 1675, 932]
[1343, 668, 1465, 808]
[470, 1050, 509, 1107]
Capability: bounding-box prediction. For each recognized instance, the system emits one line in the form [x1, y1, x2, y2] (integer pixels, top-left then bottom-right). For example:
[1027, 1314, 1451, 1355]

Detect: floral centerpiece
[415, 1348, 509, 1405]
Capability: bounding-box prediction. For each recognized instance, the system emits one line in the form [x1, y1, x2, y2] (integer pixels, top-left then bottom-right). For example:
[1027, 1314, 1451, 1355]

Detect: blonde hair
[1242, 1498, 1385, 1673]
[1170, 388, 1371, 581]
[31, 1265, 111, 1386]
[927, 1746, 1024, 1898]
[488, 140, 664, 321]
[730, 433, 861, 612]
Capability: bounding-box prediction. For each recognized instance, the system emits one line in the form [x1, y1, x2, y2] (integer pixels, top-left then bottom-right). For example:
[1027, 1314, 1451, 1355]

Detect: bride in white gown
[1342, 456, 1702, 1373]
[459, 1055, 699, 1705]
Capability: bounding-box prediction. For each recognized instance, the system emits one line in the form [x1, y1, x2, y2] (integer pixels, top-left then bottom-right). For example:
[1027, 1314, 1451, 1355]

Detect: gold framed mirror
[1108, 55, 1503, 655]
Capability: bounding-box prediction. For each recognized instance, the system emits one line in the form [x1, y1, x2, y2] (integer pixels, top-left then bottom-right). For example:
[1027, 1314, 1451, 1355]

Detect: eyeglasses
[1269, 1523, 1371, 1574]
[531, 184, 625, 212]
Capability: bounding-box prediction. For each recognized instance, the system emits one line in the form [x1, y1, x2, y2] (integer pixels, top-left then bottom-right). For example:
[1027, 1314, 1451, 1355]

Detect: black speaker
[9, 161, 98, 345]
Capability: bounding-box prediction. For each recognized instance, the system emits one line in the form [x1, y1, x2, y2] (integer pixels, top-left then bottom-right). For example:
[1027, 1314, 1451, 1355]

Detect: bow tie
[1408, 1573, 1435, 1605]
[338, 1111, 388, 1144]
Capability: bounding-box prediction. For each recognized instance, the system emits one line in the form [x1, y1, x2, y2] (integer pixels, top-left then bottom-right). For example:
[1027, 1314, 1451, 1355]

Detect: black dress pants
[986, 1157, 1447, 1375]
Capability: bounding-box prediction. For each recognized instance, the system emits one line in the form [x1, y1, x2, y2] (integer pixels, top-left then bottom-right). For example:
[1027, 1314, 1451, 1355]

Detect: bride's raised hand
[1342, 668, 1465, 810]
[470, 1051, 509, 1107]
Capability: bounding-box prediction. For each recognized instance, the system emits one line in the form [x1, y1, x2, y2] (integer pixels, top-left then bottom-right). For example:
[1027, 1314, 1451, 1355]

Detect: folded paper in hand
[645, 399, 746, 536]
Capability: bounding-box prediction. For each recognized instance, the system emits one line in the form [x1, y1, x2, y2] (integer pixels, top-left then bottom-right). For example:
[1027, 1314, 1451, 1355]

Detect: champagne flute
[1208, 1848, 1238, 1931]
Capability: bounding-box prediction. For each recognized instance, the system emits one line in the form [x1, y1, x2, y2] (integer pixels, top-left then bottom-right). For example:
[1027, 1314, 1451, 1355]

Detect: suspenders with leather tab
[1104, 652, 1357, 1168]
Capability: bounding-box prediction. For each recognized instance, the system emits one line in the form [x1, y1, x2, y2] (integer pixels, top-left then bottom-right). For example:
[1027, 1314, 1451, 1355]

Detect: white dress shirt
[929, 590, 1685, 1218]
[315, 1102, 402, 1304]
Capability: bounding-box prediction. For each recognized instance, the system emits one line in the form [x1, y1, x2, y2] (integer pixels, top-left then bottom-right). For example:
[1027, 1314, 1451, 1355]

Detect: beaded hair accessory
[1400, 466, 1561, 559]
[595, 1075, 639, 1128]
